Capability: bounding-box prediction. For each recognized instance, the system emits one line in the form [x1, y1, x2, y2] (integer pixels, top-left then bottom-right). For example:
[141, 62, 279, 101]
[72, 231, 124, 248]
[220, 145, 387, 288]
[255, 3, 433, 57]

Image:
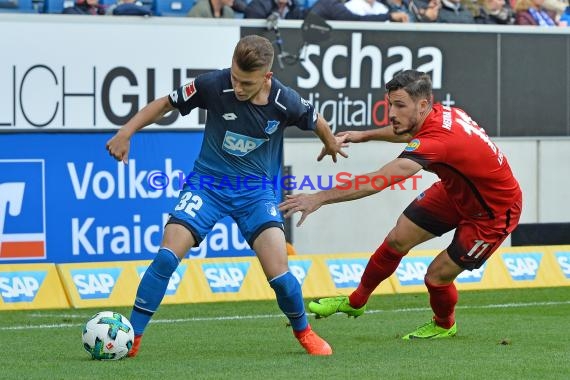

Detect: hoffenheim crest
[265, 202, 278, 216]
[265, 120, 280, 134]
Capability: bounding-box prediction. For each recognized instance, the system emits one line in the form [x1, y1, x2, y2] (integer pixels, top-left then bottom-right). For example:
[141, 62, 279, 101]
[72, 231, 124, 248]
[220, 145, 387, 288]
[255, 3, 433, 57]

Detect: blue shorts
[167, 183, 284, 247]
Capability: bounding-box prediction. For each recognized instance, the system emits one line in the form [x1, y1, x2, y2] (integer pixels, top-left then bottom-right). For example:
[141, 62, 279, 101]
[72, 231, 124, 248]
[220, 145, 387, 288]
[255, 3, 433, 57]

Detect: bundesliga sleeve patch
[182, 81, 197, 101]
[404, 139, 421, 152]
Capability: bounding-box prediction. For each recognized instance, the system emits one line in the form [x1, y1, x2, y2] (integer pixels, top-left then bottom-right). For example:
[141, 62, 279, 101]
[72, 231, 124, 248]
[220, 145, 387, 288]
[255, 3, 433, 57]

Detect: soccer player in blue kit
[106, 35, 347, 356]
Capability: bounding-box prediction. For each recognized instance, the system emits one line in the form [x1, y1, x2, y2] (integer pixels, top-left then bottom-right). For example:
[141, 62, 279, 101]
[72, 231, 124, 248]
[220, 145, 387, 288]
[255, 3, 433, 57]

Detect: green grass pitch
[0, 287, 569, 380]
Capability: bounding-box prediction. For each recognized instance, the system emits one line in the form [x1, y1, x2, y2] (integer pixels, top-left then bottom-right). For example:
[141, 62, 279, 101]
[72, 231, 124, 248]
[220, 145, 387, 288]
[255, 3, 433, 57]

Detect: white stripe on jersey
[274, 89, 286, 111]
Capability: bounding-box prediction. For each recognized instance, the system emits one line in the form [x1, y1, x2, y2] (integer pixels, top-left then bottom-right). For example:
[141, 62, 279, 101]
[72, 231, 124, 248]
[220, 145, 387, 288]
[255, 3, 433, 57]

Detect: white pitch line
[3, 300, 569, 332]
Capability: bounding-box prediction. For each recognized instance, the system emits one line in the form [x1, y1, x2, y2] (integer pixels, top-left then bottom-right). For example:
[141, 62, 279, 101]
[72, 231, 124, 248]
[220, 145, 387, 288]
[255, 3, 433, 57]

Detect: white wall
[284, 138, 570, 254]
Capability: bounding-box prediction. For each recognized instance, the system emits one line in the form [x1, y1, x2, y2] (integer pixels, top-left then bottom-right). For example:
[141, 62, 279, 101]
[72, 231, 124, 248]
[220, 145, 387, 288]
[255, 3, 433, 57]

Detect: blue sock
[130, 247, 180, 336]
[269, 271, 308, 332]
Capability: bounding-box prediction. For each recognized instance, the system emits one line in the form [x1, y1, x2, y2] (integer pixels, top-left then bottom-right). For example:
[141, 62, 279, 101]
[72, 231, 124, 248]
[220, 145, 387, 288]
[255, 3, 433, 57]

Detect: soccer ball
[82, 311, 134, 360]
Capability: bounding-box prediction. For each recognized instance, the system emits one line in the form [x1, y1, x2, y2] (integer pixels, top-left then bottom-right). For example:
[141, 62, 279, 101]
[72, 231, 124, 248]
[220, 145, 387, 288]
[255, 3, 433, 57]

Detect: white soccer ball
[82, 311, 134, 360]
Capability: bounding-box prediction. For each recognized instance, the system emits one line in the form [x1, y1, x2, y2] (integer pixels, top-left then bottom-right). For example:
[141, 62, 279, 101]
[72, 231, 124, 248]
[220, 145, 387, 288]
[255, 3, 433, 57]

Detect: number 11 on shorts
[466, 239, 490, 259]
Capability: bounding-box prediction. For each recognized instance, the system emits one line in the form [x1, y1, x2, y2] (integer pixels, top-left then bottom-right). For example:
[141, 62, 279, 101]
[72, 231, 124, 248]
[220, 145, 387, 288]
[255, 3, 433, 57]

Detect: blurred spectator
[244, 0, 306, 19]
[437, 0, 475, 22]
[410, 0, 441, 21]
[232, 0, 248, 13]
[345, 0, 390, 15]
[543, 0, 568, 19]
[559, 5, 570, 25]
[383, 0, 417, 21]
[62, 0, 106, 14]
[311, 0, 409, 21]
[514, 0, 557, 25]
[474, 0, 515, 23]
[188, 0, 235, 17]
[108, 0, 152, 15]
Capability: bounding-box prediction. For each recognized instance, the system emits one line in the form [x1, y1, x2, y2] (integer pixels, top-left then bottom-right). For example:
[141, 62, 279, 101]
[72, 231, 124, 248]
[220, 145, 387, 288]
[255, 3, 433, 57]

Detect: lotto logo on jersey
[0, 160, 46, 260]
[501, 253, 543, 281]
[182, 81, 197, 101]
[455, 263, 487, 283]
[70, 268, 122, 299]
[289, 260, 312, 286]
[0, 271, 47, 303]
[222, 131, 267, 157]
[395, 257, 431, 286]
[137, 264, 187, 296]
[326, 259, 368, 288]
[202, 262, 250, 293]
[555, 252, 570, 279]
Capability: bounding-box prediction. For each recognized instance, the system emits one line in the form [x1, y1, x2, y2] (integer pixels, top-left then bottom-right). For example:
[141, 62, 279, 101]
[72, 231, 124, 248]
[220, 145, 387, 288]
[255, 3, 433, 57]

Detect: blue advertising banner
[0, 132, 254, 263]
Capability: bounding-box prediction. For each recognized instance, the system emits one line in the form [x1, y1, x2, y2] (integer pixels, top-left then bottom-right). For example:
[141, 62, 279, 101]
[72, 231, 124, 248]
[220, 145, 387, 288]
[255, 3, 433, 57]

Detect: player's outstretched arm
[279, 158, 421, 226]
[313, 114, 349, 163]
[106, 96, 175, 164]
[336, 127, 412, 144]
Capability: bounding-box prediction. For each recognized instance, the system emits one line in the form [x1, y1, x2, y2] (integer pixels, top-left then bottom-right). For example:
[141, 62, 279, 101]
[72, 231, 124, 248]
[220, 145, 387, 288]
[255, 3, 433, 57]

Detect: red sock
[425, 278, 458, 329]
[349, 240, 405, 308]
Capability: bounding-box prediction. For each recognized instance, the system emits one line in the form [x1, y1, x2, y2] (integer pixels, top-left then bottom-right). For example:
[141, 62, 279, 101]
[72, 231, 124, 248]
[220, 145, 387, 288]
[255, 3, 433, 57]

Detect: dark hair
[233, 35, 274, 72]
[385, 70, 432, 102]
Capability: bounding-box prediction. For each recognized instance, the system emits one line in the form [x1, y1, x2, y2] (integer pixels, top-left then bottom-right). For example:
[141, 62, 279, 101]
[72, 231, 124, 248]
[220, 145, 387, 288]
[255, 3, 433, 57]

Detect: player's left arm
[336, 127, 412, 144]
[313, 113, 349, 163]
[279, 157, 422, 226]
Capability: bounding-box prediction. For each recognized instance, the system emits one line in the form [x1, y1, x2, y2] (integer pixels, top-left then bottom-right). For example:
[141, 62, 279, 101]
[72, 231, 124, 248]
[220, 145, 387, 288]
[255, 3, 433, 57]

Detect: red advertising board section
[1, 245, 569, 310]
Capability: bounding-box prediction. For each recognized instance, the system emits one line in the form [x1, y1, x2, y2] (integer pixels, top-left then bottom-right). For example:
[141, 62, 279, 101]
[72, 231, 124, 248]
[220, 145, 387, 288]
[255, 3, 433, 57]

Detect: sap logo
[395, 257, 431, 286]
[222, 131, 266, 157]
[71, 268, 122, 299]
[0, 271, 47, 303]
[502, 253, 542, 281]
[202, 262, 250, 293]
[0, 160, 46, 259]
[555, 252, 570, 278]
[456, 263, 487, 283]
[326, 259, 368, 288]
[222, 113, 238, 121]
[289, 260, 312, 286]
[137, 264, 187, 296]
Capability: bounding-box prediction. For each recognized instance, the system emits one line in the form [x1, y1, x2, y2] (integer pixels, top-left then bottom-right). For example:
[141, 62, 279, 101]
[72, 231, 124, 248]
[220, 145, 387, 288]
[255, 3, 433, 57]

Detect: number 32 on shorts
[174, 191, 203, 217]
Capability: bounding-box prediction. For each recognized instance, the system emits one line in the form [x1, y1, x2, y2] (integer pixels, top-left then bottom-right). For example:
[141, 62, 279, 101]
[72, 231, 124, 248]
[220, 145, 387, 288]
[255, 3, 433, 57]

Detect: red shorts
[403, 182, 522, 270]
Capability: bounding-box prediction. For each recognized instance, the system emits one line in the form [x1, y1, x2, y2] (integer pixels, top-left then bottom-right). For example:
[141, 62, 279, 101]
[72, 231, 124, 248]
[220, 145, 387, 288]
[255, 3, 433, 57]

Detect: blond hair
[233, 35, 274, 72]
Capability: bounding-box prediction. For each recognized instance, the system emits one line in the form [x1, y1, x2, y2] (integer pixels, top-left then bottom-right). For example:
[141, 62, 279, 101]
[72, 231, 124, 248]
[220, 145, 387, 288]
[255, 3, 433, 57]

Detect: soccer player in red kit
[279, 70, 522, 339]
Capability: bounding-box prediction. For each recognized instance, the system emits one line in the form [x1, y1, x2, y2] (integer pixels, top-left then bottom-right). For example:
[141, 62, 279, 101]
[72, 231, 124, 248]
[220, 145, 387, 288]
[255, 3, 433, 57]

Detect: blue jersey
[168, 69, 316, 187]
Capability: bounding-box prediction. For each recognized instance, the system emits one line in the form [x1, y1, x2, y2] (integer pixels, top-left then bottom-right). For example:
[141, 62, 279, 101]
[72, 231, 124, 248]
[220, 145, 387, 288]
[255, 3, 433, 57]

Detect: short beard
[394, 117, 417, 136]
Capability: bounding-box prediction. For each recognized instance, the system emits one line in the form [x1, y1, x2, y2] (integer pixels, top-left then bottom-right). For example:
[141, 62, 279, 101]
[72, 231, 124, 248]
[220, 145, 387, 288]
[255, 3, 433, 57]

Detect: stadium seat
[0, 0, 36, 12]
[42, 0, 74, 13]
[304, 0, 317, 10]
[152, 0, 194, 16]
[98, 0, 116, 8]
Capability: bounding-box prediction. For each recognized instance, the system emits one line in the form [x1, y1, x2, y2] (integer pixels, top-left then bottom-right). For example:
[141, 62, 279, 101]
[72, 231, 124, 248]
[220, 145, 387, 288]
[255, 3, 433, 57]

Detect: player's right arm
[337, 127, 412, 144]
[106, 96, 175, 163]
[279, 157, 422, 226]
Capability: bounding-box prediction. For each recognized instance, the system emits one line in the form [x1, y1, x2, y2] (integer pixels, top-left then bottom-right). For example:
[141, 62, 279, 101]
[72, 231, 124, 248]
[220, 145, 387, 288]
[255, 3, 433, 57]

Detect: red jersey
[399, 103, 521, 219]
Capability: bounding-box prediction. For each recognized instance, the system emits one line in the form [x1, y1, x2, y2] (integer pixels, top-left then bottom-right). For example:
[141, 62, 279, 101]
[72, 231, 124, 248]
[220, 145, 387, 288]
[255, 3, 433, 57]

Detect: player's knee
[269, 271, 299, 295]
[150, 248, 180, 278]
[424, 270, 455, 286]
[385, 231, 410, 254]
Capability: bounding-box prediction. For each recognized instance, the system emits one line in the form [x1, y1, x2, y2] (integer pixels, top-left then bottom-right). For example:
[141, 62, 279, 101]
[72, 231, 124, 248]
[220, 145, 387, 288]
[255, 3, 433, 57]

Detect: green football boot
[402, 319, 457, 340]
[308, 296, 366, 319]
